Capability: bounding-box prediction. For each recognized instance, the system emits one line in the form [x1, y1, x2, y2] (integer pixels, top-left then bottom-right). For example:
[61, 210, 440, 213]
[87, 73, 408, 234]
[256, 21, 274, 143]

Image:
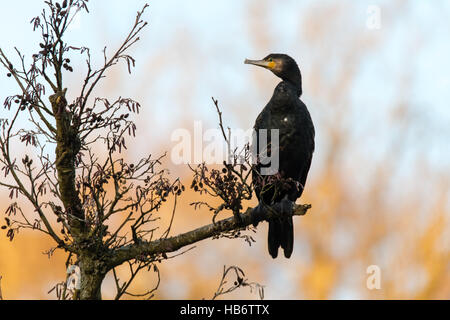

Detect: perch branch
[109, 203, 311, 268]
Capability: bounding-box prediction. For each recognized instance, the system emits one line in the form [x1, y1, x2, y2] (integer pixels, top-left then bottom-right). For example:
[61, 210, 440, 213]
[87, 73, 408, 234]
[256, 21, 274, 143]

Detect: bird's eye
[268, 58, 273, 62]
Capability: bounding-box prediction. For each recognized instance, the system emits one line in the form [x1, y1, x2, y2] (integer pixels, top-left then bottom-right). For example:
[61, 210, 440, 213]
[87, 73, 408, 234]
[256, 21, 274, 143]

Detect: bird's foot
[274, 197, 294, 217]
[251, 202, 266, 227]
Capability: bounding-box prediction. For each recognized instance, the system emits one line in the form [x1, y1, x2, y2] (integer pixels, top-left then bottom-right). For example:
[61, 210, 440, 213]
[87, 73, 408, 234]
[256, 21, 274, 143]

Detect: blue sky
[1, 1, 448, 170]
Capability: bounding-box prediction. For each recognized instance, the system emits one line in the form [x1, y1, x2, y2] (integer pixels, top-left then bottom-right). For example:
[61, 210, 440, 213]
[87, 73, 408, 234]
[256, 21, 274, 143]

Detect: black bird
[245, 54, 315, 259]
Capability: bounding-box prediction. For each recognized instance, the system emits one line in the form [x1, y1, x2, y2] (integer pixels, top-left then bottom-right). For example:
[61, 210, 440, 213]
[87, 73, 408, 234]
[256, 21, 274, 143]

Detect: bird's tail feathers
[268, 219, 282, 259]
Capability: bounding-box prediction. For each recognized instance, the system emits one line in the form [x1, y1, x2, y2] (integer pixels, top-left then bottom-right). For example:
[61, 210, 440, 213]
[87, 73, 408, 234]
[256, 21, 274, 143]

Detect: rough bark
[50, 90, 99, 299]
[50, 90, 84, 235]
[78, 257, 107, 300]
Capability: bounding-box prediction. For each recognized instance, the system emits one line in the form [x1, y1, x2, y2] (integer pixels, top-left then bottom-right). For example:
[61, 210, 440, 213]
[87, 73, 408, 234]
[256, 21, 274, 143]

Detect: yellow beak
[244, 59, 275, 69]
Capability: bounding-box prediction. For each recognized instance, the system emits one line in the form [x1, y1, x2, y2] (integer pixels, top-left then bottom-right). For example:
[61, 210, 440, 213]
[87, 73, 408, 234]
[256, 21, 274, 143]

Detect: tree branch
[109, 203, 311, 268]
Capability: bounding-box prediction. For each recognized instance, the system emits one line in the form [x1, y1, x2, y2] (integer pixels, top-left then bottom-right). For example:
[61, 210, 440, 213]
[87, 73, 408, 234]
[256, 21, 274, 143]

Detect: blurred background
[0, 0, 449, 299]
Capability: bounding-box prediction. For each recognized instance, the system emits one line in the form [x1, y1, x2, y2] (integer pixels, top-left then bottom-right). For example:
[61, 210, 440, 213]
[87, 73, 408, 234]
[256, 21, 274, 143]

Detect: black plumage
[245, 54, 315, 259]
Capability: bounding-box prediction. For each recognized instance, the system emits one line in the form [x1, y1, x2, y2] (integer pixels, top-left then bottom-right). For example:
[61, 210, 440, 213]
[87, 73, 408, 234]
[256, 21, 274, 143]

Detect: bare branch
[212, 265, 264, 300]
[109, 203, 311, 268]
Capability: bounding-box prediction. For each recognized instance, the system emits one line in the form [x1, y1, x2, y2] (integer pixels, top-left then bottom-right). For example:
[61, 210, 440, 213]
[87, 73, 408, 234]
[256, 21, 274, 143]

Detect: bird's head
[245, 53, 302, 96]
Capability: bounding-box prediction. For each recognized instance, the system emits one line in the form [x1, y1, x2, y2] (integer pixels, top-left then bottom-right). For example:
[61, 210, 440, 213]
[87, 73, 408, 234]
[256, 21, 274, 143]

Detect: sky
[1, 0, 449, 170]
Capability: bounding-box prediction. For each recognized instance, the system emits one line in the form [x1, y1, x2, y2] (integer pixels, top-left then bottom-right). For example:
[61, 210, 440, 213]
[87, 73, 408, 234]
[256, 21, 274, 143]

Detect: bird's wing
[252, 106, 272, 201]
[295, 99, 315, 196]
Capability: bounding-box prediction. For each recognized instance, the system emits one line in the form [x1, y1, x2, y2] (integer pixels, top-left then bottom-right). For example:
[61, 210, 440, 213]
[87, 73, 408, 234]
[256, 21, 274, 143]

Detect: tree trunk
[50, 91, 84, 235]
[50, 91, 106, 299]
[79, 256, 107, 300]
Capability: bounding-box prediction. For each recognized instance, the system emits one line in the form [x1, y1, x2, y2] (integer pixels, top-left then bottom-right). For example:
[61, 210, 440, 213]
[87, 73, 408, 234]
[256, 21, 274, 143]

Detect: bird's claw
[274, 198, 294, 217]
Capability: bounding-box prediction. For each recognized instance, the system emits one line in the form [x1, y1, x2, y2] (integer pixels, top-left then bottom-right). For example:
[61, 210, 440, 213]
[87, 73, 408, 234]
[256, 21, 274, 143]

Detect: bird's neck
[282, 71, 302, 97]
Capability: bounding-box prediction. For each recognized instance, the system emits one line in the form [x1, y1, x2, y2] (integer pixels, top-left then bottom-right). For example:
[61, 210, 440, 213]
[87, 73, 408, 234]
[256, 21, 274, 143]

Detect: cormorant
[245, 54, 315, 259]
